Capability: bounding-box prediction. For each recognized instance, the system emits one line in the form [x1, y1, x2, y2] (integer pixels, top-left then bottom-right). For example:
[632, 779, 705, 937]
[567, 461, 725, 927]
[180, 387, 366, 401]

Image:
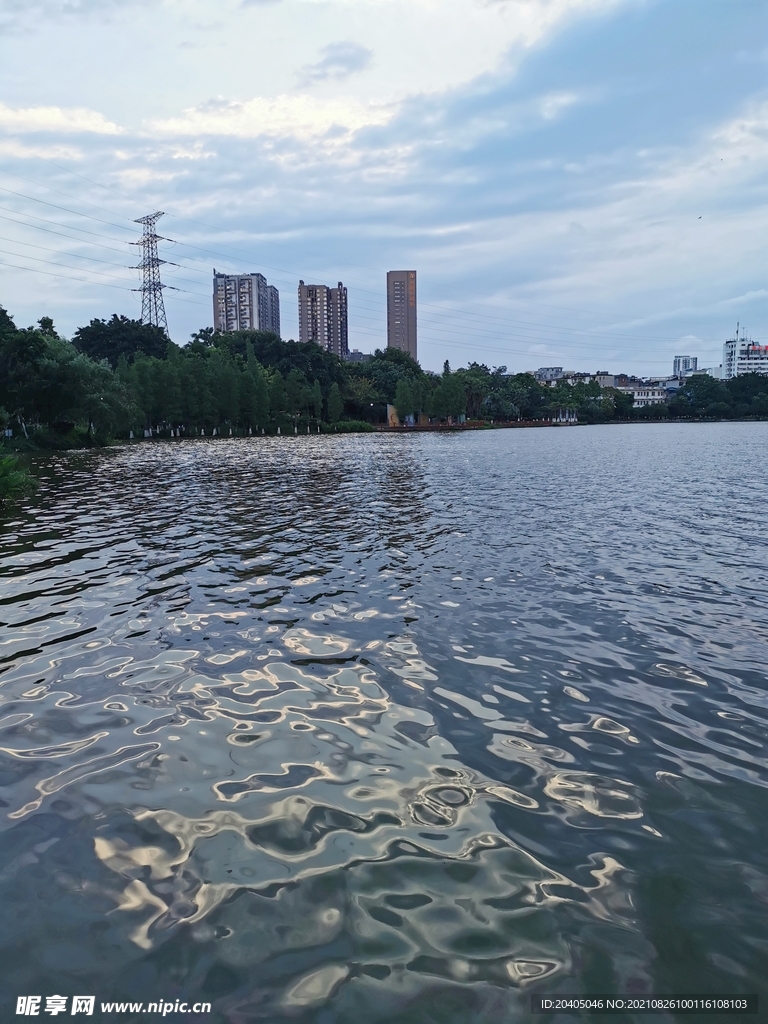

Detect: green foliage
[7, 300, 768, 443]
[320, 420, 375, 433]
[269, 371, 288, 418]
[394, 377, 415, 419]
[328, 382, 343, 423]
[0, 454, 34, 508]
[73, 314, 169, 368]
[430, 362, 467, 420]
[669, 373, 768, 419]
[347, 348, 426, 414]
[311, 379, 323, 420]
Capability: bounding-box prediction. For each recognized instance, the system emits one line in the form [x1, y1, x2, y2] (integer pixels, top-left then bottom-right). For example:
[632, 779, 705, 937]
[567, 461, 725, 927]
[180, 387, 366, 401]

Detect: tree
[37, 316, 57, 338]
[0, 324, 48, 427]
[455, 363, 492, 419]
[269, 371, 288, 419]
[73, 315, 168, 368]
[0, 305, 16, 343]
[669, 375, 731, 418]
[252, 362, 270, 427]
[394, 377, 414, 420]
[311, 379, 323, 420]
[328, 382, 343, 423]
[286, 367, 308, 418]
[430, 363, 465, 420]
[346, 347, 423, 407]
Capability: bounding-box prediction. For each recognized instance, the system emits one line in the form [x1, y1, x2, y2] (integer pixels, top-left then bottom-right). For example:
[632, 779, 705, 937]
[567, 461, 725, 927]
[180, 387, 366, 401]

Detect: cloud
[299, 41, 373, 85]
[150, 94, 392, 141]
[0, 0, 151, 30]
[0, 102, 121, 134]
[0, 139, 83, 159]
[2, 0, 766, 370]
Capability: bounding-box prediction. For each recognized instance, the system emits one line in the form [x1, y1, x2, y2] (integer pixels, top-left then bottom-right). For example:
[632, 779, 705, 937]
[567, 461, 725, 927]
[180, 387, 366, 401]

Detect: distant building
[723, 336, 739, 379]
[213, 270, 280, 335]
[298, 280, 348, 358]
[723, 325, 768, 378]
[617, 386, 667, 408]
[534, 367, 563, 382]
[673, 355, 698, 377]
[346, 349, 372, 363]
[387, 271, 417, 361]
[736, 343, 768, 376]
[594, 373, 617, 388]
[328, 282, 348, 359]
[298, 281, 328, 347]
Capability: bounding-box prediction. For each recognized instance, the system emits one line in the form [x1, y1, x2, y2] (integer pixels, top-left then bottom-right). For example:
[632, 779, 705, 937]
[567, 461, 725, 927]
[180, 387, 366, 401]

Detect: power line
[0, 164, 749, 360]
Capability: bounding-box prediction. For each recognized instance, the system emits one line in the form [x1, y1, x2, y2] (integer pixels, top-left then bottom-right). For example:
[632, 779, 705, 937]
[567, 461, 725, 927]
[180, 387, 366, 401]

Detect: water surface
[1, 423, 767, 1022]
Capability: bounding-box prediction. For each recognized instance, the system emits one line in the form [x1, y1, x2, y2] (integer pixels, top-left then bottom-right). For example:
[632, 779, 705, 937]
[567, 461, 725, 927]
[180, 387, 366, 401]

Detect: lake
[1, 422, 767, 1022]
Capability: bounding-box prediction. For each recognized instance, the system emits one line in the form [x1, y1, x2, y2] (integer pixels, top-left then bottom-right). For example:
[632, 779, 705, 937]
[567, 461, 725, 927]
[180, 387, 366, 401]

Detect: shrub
[0, 454, 34, 508]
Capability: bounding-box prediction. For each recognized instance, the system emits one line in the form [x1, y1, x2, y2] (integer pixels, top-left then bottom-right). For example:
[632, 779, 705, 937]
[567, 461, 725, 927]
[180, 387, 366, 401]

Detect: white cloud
[151, 94, 393, 140]
[0, 102, 121, 134]
[0, 139, 83, 159]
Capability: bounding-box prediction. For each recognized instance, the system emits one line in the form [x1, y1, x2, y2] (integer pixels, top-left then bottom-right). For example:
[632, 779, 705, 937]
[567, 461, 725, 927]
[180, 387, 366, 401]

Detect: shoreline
[3, 416, 767, 457]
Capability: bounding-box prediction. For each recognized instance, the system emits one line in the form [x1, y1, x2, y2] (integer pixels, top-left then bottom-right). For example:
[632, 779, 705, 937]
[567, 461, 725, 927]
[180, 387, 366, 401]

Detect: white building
[213, 271, 280, 335]
[736, 343, 768, 376]
[723, 336, 739, 379]
[617, 386, 667, 408]
[673, 355, 697, 377]
[722, 325, 768, 378]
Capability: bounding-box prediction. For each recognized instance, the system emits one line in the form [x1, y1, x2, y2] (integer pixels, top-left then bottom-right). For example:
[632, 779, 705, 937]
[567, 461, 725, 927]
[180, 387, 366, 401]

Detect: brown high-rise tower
[387, 270, 417, 362]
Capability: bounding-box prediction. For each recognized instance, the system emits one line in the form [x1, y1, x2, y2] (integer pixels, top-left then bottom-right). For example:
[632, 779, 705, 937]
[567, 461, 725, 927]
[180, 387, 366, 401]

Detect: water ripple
[1, 427, 768, 1019]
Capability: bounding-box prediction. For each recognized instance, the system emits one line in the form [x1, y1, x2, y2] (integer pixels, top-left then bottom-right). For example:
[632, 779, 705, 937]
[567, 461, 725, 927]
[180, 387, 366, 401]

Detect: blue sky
[0, 0, 766, 374]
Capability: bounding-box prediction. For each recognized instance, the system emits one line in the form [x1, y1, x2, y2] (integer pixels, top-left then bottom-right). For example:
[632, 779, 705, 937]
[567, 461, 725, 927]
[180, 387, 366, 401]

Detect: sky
[0, 0, 767, 375]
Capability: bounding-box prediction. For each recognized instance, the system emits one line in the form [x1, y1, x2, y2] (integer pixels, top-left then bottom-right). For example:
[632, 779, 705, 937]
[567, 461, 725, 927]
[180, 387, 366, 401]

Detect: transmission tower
[131, 211, 170, 333]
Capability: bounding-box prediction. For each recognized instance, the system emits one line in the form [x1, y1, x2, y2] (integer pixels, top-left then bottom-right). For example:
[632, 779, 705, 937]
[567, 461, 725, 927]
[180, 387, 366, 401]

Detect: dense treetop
[2, 303, 767, 445]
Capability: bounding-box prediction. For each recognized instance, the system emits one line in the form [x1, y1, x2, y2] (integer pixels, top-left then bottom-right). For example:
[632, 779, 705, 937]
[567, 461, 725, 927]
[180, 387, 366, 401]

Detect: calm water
[1, 423, 768, 1023]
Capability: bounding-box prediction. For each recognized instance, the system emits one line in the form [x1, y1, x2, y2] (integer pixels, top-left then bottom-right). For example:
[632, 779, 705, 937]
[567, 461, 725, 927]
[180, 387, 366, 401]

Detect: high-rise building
[298, 281, 328, 347]
[673, 355, 697, 377]
[213, 271, 280, 335]
[298, 280, 348, 358]
[387, 270, 417, 361]
[328, 282, 348, 359]
[722, 323, 762, 379]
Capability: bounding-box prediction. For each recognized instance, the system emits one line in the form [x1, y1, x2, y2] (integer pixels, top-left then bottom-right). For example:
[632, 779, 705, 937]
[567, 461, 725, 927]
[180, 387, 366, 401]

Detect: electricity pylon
[131, 211, 170, 333]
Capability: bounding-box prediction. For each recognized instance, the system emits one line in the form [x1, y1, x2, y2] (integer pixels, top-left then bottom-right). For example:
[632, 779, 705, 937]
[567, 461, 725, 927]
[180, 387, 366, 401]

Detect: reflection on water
[1, 424, 768, 1021]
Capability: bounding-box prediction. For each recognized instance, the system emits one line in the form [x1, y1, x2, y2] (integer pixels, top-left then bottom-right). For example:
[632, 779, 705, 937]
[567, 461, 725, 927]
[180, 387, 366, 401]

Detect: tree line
[3, 304, 768, 447]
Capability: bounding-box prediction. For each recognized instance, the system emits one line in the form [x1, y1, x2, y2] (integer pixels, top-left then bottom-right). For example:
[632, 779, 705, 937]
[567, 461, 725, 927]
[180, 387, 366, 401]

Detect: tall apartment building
[213, 271, 280, 336]
[297, 280, 348, 358]
[673, 355, 697, 377]
[387, 271, 417, 361]
[328, 282, 348, 359]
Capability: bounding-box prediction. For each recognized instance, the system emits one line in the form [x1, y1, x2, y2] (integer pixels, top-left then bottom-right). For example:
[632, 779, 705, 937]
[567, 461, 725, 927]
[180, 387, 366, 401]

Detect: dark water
[1, 423, 768, 1023]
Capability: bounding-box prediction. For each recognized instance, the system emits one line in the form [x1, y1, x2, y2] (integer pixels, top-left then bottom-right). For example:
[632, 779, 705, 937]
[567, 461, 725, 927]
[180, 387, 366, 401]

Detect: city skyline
[0, 1, 766, 375]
